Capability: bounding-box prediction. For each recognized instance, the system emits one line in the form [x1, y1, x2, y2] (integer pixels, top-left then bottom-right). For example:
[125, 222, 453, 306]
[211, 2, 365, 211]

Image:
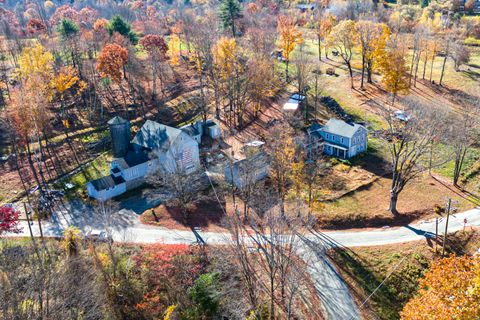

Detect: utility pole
[441, 198, 452, 257]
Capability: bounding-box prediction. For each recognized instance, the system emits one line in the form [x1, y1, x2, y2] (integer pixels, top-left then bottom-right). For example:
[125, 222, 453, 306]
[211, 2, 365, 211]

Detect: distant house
[296, 3, 316, 12]
[87, 118, 211, 201]
[307, 118, 368, 159]
[225, 151, 269, 189]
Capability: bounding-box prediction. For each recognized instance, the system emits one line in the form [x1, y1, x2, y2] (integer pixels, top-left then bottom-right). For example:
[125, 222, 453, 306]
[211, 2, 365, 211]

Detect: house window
[326, 134, 330, 139]
[341, 137, 344, 143]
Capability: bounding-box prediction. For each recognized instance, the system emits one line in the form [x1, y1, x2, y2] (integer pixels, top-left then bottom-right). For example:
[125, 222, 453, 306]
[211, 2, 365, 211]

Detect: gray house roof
[131, 120, 183, 151]
[322, 119, 364, 138]
[90, 174, 125, 191]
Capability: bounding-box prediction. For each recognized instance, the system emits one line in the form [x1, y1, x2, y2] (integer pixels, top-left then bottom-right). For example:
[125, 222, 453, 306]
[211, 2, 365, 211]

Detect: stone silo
[108, 116, 131, 158]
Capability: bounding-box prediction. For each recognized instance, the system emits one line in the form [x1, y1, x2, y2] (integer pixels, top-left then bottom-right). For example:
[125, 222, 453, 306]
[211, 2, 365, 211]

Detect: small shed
[283, 93, 306, 111]
[204, 120, 221, 139]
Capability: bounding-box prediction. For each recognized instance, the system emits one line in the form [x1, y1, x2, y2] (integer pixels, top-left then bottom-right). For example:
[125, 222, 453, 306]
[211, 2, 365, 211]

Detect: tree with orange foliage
[377, 35, 410, 106]
[96, 43, 129, 115]
[315, 11, 336, 61]
[277, 15, 303, 82]
[356, 21, 389, 88]
[401, 255, 480, 320]
[96, 43, 128, 83]
[139, 34, 168, 100]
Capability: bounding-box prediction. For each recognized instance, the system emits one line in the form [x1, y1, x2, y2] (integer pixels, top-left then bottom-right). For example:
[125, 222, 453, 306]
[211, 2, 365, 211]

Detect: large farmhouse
[307, 118, 368, 159]
[87, 117, 217, 201]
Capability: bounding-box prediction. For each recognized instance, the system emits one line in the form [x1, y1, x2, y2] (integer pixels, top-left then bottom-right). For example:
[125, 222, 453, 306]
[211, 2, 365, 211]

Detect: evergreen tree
[186, 273, 221, 319]
[420, 0, 429, 8]
[107, 15, 139, 44]
[56, 18, 79, 40]
[219, 0, 242, 37]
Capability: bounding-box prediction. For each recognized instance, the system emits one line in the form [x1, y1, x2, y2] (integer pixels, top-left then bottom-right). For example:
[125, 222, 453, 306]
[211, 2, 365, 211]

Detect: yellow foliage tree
[401, 255, 480, 320]
[356, 21, 390, 88]
[17, 43, 54, 81]
[377, 35, 410, 106]
[277, 15, 303, 81]
[268, 128, 297, 215]
[162, 304, 178, 320]
[62, 227, 82, 257]
[212, 37, 238, 79]
[168, 34, 181, 66]
[49, 66, 87, 115]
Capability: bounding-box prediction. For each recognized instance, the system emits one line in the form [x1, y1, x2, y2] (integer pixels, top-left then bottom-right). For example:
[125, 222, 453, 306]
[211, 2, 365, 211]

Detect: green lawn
[434, 146, 480, 181]
[54, 152, 112, 199]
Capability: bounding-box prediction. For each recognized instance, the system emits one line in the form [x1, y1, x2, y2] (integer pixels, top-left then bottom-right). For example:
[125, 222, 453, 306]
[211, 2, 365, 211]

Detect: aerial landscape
[0, 0, 479, 319]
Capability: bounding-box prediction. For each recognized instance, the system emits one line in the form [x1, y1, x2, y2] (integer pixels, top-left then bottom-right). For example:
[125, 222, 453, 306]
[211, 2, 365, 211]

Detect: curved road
[7, 205, 480, 320]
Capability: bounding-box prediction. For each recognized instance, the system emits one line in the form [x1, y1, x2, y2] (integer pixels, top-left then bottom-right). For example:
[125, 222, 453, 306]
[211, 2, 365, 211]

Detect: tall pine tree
[219, 0, 242, 37]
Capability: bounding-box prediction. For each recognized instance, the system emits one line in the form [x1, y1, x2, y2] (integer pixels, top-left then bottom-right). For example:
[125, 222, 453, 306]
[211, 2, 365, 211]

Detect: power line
[349, 229, 433, 320]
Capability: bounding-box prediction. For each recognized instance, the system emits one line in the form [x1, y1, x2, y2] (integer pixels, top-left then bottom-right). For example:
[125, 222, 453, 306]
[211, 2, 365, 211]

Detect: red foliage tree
[78, 7, 99, 28]
[0, 206, 22, 235]
[0, 8, 21, 35]
[133, 244, 202, 318]
[27, 18, 47, 35]
[96, 43, 128, 83]
[139, 34, 168, 58]
[50, 5, 79, 26]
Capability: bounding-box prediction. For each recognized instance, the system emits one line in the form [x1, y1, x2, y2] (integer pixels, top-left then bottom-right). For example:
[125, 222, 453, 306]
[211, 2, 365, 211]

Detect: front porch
[324, 143, 348, 159]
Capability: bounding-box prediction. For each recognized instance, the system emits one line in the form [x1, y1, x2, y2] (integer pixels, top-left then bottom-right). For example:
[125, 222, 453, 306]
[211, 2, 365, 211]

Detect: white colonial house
[307, 118, 368, 159]
[87, 118, 215, 201]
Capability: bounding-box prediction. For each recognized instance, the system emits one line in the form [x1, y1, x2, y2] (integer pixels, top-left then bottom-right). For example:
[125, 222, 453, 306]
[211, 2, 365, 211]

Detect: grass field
[318, 174, 476, 229]
[330, 229, 480, 319]
[54, 152, 112, 199]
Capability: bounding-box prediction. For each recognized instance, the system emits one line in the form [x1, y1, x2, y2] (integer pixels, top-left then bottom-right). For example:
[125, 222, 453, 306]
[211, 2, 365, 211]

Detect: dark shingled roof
[108, 116, 129, 125]
[124, 149, 151, 167]
[131, 120, 183, 151]
[90, 175, 125, 191]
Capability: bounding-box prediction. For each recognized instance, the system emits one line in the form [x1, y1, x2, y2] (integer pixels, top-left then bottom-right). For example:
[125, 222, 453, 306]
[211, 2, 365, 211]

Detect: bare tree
[382, 97, 449, 214]
[450, 41, 470, 72]
[226, 203, 313, 319]
[292, 44, 313, 122]
[448, 97, 479, 186]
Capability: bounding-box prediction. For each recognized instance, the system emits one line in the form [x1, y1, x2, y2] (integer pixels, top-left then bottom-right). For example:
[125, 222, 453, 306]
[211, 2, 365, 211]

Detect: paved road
[22, 203, 479, 247]
[8, 204, 480, 320]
